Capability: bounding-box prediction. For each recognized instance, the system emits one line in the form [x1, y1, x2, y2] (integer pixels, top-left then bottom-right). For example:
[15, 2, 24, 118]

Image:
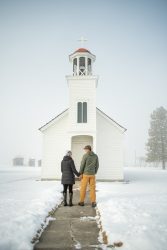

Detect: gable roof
[39, 108, 127, 133]
[39, 109, 68, 132]
[97, 108, 127, 133]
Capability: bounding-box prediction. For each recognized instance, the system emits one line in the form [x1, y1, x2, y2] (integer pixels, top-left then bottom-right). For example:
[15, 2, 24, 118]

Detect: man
[78, 145, 99, 207]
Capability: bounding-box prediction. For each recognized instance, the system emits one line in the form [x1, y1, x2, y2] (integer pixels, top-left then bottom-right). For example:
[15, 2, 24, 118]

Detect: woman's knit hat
[66, 150, 72, 157]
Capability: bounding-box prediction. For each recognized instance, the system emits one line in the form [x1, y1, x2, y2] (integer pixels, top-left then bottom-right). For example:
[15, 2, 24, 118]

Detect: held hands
[79, 174, 83, 181]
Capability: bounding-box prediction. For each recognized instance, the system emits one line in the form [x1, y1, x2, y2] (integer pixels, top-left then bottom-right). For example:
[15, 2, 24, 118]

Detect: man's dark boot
[63, 192, 68, 206]
[78, 202, 84, 206]
[69, 192, 73, 206]
[92, 202, 97, 207]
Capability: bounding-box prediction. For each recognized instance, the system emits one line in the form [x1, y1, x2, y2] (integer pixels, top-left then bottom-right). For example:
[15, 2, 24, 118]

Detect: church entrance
[71, 135, 93, 169]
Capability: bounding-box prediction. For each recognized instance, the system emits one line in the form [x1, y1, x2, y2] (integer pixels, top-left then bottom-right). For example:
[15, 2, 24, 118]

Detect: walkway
[34, 182, 102, 250]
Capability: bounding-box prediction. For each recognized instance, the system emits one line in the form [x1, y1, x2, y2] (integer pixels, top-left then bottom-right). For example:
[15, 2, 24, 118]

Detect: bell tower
[66, 41, 98, 145]
[69, 48, 96, 76]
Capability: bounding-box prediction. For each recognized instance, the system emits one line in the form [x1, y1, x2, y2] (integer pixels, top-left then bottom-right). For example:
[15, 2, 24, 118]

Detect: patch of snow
[0, 167, 62, 250]
[97, 167, 167, 250]
[80, 216, 96, 221]
[74, 242, 82, 249]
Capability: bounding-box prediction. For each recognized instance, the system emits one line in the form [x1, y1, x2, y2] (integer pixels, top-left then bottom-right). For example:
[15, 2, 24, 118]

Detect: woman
[61, 151, 80, 206]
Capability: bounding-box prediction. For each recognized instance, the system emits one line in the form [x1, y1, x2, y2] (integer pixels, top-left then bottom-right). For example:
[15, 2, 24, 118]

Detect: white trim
[39, 108, 126, 133]
[66, 75, 99, 87]
[69, 51, 96, 62]
[39, 109, 68, 132]
[66, 75, 99, 80]
[97, 108, 127, 133]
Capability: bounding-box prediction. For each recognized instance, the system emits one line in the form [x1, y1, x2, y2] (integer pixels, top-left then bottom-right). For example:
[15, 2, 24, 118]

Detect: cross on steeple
[78, 36, 87, 47]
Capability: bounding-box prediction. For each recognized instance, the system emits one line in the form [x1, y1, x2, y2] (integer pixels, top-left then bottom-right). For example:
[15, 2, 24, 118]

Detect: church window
[77, 102, 87, 123]
[73, 58, 77, 75]
[79, 57, 85, 75]
[83, 102, 87, 123]
[77, 102, 82, 123]
[88, 58, 91, 74]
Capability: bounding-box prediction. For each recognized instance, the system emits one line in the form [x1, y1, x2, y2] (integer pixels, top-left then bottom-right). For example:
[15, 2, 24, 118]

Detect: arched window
[83, 102, 87, 123]
[79, 57, 85, 75]
[88, 58, 92, 74]
[77, 102, 87, 123]
[77, 102, 82, 123]
[73, 58, 77, 75]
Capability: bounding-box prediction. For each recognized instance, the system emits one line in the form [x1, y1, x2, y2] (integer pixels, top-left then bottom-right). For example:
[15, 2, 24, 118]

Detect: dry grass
[96, 208, 123, 248]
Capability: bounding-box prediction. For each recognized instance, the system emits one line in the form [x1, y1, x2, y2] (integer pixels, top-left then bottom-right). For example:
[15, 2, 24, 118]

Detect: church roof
[39, 109, 68, 131]
[74, 48, 91, 53]
[39, 108, 127, 132]
[69, 48, 96, 60]
[97, 108, 127, 132]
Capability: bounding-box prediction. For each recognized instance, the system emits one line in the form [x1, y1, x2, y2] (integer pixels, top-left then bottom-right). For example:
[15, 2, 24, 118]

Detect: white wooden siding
[41, 114, 70, 179]
[67, 76, 97, 133]
[96, 111, 125, 181]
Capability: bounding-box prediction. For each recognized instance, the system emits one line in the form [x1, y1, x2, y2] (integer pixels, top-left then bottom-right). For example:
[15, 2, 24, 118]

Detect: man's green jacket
[79, 151, 99, 175]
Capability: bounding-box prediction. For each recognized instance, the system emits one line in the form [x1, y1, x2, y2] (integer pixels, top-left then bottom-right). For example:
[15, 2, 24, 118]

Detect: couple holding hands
[61, 145, 99, 207]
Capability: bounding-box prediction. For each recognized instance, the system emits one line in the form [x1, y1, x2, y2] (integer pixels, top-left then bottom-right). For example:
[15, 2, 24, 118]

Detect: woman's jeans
[63, 184, 73, 194]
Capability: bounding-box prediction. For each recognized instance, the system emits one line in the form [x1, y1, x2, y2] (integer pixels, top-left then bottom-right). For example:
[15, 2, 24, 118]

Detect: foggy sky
[0, 0, 167, 166]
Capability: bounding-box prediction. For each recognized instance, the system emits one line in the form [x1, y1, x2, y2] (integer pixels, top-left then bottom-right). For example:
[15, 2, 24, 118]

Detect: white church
[39, 45, 127, 181]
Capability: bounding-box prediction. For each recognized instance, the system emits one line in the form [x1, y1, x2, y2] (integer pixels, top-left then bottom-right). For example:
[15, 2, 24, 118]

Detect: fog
[0, 0, 167, 166]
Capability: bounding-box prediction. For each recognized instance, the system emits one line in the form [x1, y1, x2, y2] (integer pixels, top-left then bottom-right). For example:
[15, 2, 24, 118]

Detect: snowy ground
[0, 167, 167, 250]
[0, 167, 62, 250]
[97, 167, 167, 250]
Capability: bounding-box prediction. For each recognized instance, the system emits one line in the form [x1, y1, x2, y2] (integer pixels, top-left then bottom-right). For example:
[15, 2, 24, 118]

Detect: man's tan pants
[80, 174, 96, 203]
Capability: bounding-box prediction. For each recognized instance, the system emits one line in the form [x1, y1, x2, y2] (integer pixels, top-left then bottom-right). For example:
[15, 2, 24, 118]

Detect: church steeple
[66, 40, 98, 135]
[69, 48, 96, 76]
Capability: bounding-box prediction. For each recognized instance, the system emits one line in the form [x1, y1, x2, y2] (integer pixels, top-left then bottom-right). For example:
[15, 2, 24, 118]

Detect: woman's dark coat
[61, 156, 80, 184]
